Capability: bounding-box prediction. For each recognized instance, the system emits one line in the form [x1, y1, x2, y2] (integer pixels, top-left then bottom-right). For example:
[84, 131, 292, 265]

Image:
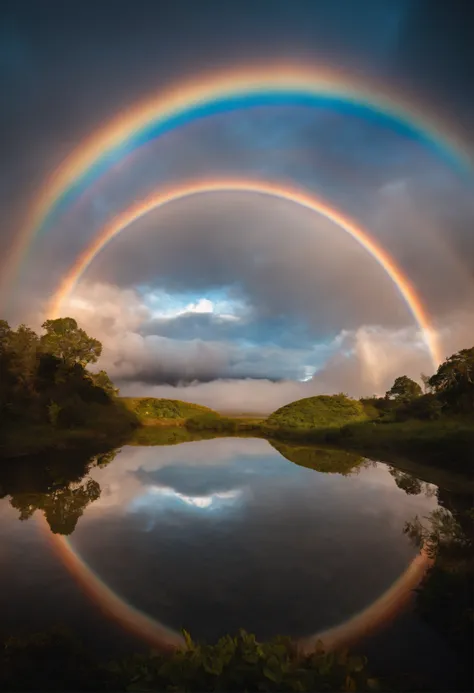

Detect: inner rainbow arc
[47, 179, 442, 370]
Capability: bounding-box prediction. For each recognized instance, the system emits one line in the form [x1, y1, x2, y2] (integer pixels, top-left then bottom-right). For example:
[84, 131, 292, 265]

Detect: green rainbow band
[1, 65, 471, 304]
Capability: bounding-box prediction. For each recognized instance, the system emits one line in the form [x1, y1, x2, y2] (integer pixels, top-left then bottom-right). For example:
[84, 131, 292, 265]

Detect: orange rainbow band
[41, 515, 432, 654]
[3, 63, 471, 304]
[47, 179, 442, 369]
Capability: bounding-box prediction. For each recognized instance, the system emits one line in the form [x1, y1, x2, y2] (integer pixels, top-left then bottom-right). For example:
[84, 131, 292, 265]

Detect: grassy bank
[120, 396, 474, 475]
[321, 418, 474, 473]
[4, 391, 472, 473]
[121, 397, 217, 426]
[260, 419, 474, 474]
[121, 398, 265, 431]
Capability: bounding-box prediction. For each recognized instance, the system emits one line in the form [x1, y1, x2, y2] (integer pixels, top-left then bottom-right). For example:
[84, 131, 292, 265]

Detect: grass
[326, 418, 474, 470]
[130, 425, 217, 446]
[185, 411, 264, 433]
[267, 394, 368, 429]
[121, 395, 474, 476]
[120, 397, 217, 426]
[5, 391, 472, 476]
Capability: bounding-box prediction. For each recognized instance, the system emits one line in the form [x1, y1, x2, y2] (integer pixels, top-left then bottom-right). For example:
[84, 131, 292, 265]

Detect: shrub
[395, 394, 444, 422]
[185, 413, 237, 433]
[268, 394, 367, 429]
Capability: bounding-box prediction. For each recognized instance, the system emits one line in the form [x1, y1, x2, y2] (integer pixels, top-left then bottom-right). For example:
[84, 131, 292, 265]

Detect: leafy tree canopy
[428, 347, 474, 412]
[0, 316, 137, 439]
[40, 317, 102, 367]
[385, 375, 422, 402]
[90, 370, 119, 397]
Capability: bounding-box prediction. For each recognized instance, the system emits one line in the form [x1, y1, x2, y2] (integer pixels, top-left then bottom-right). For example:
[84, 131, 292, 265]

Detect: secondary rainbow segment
[3, 63, 471, 302]
[41, 515, 432, 655]
[47, 179, 442, 369]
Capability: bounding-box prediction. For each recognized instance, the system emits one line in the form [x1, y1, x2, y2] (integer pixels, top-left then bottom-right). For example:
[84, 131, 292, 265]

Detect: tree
[395, 393, 443, 421]
[9, 478, 101, 535]
[420, 372, 434, 394]
[389, 468, 423, 495]
[0, 324, 40, 414]
[0, 320, 13, 413]
[386, 375, 423, 402]
[0, 319, 11, 343]
[40, 317, 102, 367]
[90, 369, 119, 397]
[0, 317, 137, 438]
[428, 347, 474, 412]
[95, 448, 119, 468]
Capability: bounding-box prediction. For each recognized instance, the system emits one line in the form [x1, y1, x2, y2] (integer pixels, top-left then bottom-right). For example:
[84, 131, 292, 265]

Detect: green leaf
[344, 675, 357, 691]
[203, 654, 224, 676]
[242, 649, 259, 664]
[272, 644, 289, 659]
[182, 629, 194, 651]
[263, 655, 283, 683]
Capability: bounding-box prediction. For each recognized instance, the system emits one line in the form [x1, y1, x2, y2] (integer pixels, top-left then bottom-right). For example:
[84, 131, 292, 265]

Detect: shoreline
[2, 408, 473, 481]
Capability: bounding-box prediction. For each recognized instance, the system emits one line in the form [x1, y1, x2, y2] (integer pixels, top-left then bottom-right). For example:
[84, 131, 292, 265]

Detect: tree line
[361, 346, 474, 422]
[0, 316, 134, 435]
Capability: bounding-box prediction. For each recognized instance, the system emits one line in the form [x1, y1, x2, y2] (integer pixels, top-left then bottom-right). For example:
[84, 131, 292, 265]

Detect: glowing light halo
[3, 63, 471, 305]
[40, 515, 432, 655]
[47, 179, 442, 369]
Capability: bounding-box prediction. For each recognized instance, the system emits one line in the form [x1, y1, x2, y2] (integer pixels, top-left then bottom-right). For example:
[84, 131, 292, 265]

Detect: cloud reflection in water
[128, 484, 242, 517]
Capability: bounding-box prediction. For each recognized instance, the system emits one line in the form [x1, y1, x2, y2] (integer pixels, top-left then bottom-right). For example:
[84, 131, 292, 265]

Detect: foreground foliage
[0, 628, 376, 692]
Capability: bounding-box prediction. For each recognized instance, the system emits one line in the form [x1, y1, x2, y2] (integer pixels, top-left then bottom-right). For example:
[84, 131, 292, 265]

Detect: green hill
[121, 397, 217, 424]
[270, 440, 366, 476]
[267, 394, 367, 429]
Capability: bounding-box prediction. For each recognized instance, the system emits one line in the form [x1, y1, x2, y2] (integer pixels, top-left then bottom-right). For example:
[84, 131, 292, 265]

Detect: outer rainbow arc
[47, 179, 442, 369]
[3, 63, 471, 303]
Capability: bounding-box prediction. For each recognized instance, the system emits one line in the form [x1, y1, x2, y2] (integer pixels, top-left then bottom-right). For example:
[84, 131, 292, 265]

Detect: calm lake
[0, 437, 467, 685]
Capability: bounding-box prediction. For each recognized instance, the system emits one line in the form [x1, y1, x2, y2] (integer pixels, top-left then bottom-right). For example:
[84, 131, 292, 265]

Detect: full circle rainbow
[3, 64, 472, 302]
[41, 515, 432, 654]
[47, 179, 443, 369]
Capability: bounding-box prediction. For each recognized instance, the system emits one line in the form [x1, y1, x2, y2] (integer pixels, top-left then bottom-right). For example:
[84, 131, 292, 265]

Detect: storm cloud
[1, 0, 473, 412]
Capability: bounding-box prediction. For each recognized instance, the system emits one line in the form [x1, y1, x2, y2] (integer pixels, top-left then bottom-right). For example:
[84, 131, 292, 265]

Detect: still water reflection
[0, 436, 442, 655]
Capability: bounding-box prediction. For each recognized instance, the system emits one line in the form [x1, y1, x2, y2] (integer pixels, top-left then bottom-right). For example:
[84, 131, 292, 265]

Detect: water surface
[0, 437, 443, 656]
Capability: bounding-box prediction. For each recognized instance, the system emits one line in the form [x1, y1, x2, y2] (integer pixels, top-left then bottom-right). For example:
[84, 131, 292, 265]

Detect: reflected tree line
[0, 442, 372, 536]
[0, 448, 118, 535]
[403, 484, 473, 673]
